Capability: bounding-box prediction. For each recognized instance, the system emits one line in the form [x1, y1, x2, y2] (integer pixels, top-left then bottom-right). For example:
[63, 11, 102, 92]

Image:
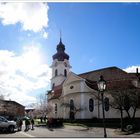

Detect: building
[0, 100, 25, 120]
[47, 38, 140, 120]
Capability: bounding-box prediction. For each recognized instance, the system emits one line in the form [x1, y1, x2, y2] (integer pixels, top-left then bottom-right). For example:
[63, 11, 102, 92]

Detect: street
[0, 125, 99, 138]
[0, 124, 140, 138]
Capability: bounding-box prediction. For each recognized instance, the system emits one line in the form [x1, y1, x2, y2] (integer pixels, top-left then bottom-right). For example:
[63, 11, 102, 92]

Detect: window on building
[64, 69, 67, 77]
[55, 103, 57, 114]
[52, 83, 55, 89]
[104, 97, 109, 111]
[55, 69, 58, 76]
[89, 98, 94, 112]
[70, 85, 74, 89]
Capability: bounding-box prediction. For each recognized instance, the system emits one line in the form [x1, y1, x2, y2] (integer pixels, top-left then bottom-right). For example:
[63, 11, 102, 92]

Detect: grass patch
[34, 119, 47, 125]
[64, 122, 87, 128]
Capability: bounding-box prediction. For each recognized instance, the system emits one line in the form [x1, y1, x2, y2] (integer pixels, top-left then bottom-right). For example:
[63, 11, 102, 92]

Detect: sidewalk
[33, 123, 140, 137]
[63, 125, 140, 137]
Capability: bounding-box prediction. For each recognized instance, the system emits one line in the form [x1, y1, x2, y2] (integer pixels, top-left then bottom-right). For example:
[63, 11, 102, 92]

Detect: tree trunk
[120, 107, 123, 131]
[132, 107, 137, 126]
[132, 107, 136, 120]
[126, 110, 131, 119]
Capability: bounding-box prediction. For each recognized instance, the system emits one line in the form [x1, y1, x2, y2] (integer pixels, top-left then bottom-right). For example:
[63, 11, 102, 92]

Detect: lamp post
[97, 75, 107, 138]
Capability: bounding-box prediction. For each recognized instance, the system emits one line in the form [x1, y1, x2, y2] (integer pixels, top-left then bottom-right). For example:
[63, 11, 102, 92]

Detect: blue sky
[0, 2, 139, 106]
[48, 3, 140, 73]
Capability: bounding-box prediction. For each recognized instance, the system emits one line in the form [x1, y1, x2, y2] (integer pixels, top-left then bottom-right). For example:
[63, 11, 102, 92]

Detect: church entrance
[69, 99, 75, 120]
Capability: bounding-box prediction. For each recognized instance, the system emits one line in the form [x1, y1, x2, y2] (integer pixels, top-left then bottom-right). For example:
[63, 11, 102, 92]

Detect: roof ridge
[78, 66, 125, 76]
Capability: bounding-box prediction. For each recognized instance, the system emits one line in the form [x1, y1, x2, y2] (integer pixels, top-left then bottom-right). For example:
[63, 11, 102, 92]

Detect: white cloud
[0, 2, 49, 35]
[43, 31, 48, 39]
[123, 65, 140, 73]
[0, 46, 51, 106]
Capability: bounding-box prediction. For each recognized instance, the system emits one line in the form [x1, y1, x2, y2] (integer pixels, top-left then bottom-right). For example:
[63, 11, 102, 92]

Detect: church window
[104, 97, 109, 111]
[64, 69, 67, 77]
[70, 85, 74, 89]
[55, 69, 58, 76]
[55, 103, 57, 114]
[52, 83, 55, 89]
[89, 98, 94, 112]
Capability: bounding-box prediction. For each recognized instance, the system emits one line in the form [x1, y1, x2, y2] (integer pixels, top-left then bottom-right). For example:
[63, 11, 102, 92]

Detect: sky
[0, 2, 140, 106]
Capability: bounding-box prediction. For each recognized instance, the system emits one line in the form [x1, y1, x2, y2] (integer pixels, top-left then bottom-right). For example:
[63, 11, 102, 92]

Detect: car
[0, 116, 17, 133]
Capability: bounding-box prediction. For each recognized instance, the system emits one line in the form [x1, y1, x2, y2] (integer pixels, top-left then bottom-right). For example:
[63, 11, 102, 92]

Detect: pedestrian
[44, 116, 47, 122]
[27, 119, 31, 130]
[24, 119, 30, 131]
[40, 117, 43, 123]
[31, 118, 35, 130]
[24, 119, 27, 131]
[16, 119, 19, 131]
[18, 119, 23, 131]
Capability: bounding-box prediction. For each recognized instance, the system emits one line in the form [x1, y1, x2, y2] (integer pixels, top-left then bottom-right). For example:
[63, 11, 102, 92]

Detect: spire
[60, 30, 62, 44]
[52, 32, 69, 61]
[57, 30, 65, 51]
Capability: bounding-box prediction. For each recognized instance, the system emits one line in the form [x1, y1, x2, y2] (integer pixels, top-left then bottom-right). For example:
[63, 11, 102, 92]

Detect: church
[47, 38, 140, 120]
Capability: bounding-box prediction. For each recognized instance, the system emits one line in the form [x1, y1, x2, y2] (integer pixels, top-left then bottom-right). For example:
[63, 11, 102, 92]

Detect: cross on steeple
[60, 30, 62, 43]
[52, 31, 69, 61]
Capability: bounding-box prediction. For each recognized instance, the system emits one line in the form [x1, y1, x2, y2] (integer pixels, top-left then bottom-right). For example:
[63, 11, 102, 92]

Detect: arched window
[89, 98, 94, 112]
[64, 69, 67, 77]
[55, 103, 57, 114]
[55, 69, 58, 76]
[52, 83, 55, 89]
[104, 97, 109, 111]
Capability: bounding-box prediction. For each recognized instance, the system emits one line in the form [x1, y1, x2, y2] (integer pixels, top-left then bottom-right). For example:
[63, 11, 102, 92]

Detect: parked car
[0, 116, 17, 133]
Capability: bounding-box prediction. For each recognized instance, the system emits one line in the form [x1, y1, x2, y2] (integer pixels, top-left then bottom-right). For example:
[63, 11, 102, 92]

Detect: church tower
[50, 38, 71, 89]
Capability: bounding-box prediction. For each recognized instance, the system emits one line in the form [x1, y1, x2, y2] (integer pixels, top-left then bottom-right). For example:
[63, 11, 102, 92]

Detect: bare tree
[61, 102, 85, 120]
[108, 88, 140, 131]
[28, 93, 48, 120]
[0, 94, 5, 100]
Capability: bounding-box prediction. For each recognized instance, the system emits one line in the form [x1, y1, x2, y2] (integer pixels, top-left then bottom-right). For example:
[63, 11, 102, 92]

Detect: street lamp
[97, 75, 107, 138]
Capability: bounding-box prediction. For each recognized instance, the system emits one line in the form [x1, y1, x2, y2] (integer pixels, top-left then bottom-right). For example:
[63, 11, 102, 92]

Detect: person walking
[24, 119, 28, 131]
[24, 119, 30, 131]
[18, 119, 23, 131]
[31, 118, 35, 130]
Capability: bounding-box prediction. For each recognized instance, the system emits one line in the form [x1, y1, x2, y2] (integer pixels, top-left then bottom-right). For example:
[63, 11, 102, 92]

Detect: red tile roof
[106, 79, 136, 91]
[48, 84, 62, 100]
[79, 67, 130, 81]
[85, 78, 136, 91]
[48, 67, 139, 100]
[85, 79, 98, 90]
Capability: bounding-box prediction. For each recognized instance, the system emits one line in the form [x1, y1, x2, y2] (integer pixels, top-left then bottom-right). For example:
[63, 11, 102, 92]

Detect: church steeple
[51, 36, 71, 88]
[53, 37, 69, 61]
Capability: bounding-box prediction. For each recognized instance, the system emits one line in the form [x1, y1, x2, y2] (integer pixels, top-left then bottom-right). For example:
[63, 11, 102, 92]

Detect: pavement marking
[19, 131, 35, 137]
